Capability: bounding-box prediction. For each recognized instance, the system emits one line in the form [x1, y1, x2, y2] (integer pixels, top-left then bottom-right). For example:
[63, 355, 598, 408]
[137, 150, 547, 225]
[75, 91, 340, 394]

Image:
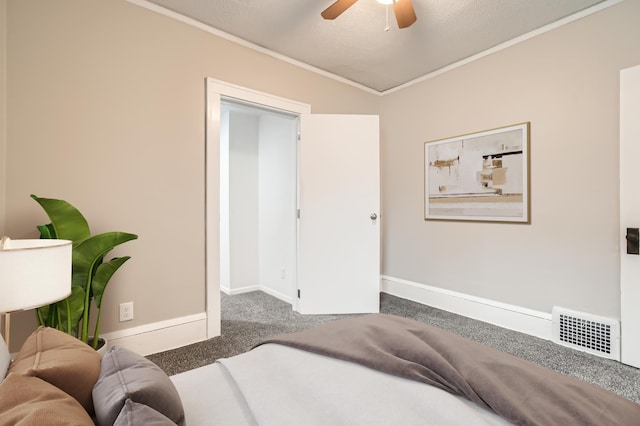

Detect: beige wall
[4, 0, 379, 350]
[381, 0, 640, 318]
[0, 0, 6, 236]
[5, 0, 638, 351]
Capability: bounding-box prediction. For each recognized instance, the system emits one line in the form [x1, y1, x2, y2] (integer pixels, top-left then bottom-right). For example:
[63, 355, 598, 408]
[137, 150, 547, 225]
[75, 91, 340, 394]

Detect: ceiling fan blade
[393, 0, 417, 28]
[321, 0, 359, 20]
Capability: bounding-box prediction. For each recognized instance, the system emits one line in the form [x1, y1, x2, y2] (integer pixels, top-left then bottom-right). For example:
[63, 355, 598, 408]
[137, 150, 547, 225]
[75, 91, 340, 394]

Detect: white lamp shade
[0, 239, 72, 313]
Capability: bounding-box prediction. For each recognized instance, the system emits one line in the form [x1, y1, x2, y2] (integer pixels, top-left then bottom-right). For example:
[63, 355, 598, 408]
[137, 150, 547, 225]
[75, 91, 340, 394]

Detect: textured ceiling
[142, 0, 608, 92]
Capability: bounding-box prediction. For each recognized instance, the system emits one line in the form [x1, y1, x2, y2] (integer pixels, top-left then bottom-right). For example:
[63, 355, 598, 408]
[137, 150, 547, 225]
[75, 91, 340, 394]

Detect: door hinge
[297, 289, 301, 299]
[626, 227, 639, 255]
[297, 209, 300, 219]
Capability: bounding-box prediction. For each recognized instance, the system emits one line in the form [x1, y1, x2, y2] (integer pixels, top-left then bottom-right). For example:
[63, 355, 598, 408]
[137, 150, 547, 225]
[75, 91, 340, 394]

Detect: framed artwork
[424, 122, 530, 223]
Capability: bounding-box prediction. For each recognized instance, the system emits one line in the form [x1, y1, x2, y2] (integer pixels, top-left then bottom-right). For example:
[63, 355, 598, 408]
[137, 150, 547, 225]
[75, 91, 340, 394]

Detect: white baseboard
[101, 313, 208, 356]
[100, 278, 550, 357]
[222, 285, 260, 295]
[381, 275, 552, 341]
[105, 284, 293, 356]
[259, 286, 293, 304]
[223, 284, 292, 304]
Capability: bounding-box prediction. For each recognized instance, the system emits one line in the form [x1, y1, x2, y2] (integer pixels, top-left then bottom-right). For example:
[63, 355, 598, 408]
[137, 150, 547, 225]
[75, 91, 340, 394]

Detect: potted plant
[31, 194, 138, 351]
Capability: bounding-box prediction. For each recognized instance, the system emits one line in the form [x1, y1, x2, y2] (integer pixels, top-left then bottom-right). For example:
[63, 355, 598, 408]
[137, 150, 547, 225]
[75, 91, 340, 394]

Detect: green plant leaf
[73, 232, 138, 291]
[56, 286, 85, 335]
[30, 194, 138, 344]
[35, 305, 51, 327]
[73, 231, 138, 341]
[92, 256, 131, 308]
[31, 194, 91, 243]
[90, 256, 132, 348]
[36, 224, 56, 239]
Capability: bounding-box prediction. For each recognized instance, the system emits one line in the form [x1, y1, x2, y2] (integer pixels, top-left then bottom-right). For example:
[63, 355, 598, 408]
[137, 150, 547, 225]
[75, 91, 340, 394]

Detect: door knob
[370, 213, 378, 220]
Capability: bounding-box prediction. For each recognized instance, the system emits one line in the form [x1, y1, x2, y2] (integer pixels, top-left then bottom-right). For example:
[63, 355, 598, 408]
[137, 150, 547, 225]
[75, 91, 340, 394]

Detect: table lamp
[0, 236, 72, 349]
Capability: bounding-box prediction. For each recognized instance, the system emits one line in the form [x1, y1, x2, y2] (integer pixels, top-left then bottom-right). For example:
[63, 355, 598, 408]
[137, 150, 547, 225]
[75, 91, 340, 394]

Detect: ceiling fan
[321, 0, 417, 29]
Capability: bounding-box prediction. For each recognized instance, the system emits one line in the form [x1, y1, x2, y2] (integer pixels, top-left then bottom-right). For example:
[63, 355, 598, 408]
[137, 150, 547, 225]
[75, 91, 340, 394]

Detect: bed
[170, 314, 640, 425]
[1, 314, 639, 425]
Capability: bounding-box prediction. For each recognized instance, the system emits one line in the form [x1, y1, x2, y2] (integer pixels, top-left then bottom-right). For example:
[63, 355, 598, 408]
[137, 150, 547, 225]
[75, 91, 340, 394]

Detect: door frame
[620, 65, 640, 367]
[205, 78, 310, 338]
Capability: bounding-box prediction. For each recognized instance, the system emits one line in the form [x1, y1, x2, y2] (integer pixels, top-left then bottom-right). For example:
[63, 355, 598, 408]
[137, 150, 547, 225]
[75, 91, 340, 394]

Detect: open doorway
[205, 78, 380, 340]
[205, 78, 312, 338]
[219, 99, 298, 305]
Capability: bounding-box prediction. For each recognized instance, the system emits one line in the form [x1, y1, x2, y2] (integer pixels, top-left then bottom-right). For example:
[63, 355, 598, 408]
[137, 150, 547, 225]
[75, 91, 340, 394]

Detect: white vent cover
[552, 307, 620, 360]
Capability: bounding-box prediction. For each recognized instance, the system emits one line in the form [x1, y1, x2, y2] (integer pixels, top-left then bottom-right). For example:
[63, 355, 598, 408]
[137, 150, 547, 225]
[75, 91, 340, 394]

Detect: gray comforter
[256, 313, 640, 426]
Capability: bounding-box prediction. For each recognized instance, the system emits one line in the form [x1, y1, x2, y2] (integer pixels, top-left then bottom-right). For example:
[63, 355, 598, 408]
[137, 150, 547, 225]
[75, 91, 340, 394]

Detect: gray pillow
[92, 346, 185, 426]
[0, 336, 10, 381]
[114, 399, 177, 426]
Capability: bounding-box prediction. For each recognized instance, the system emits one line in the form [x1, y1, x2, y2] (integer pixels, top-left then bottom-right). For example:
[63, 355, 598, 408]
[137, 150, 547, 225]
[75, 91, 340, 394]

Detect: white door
[620, 65, 640, 367]
[297, 114, 380, 314]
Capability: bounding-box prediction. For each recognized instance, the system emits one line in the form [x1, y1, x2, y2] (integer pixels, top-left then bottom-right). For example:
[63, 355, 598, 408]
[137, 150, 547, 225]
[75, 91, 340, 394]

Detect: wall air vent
[552, 307, 620, 361]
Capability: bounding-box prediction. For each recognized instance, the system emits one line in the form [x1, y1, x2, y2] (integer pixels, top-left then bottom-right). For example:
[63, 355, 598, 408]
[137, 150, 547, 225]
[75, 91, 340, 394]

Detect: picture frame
[424, 122, 530, 223]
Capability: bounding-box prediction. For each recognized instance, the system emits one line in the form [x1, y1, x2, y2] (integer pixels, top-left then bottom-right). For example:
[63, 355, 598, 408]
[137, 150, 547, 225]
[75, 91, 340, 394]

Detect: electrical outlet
[119, 302, 134, 322]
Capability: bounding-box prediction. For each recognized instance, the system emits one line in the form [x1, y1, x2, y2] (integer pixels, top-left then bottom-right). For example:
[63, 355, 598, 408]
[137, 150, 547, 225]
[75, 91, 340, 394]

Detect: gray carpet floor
[147, 291, 640, 404]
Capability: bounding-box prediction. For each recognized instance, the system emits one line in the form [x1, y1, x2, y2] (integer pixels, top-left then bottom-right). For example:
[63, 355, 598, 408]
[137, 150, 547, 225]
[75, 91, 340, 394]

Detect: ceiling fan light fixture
[322, 0, 415, 29]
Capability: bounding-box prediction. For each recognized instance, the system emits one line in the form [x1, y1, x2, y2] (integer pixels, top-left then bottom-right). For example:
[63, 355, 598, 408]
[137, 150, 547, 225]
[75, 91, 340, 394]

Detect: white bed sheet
[171, 359, 257, 425]
[172, 343, 513, 425]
